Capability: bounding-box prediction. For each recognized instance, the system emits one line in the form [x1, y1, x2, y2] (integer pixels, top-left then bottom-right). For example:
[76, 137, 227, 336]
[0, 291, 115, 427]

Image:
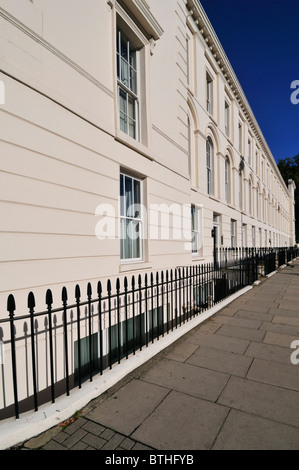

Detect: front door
[213, 215, 221, 265]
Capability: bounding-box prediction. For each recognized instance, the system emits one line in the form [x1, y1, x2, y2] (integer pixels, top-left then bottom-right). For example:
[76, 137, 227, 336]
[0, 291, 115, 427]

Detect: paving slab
[215, 306, 237, 317]
[234, 309, 274, 322]
[87, 379, 169, 435]
[185, 330, 250, 354]
[246, 294, 278, 304]
[273, 315, 299, 327]
[260, 321, 299, 336]
[196, 318, 222, 333]
[245, 341, 293, 365]
[165, 341, 199, 362]
[218, 376, 299, 427]
[246, 358, 299, 391]
[215, 324, 265, 342]
[213, 409, 299, 450]
[278, 301, 299, 311]
[268, 307, 299, 318]
[141, 358, 229, 402]
[186, 346, 252, 377]
[263, 331, 299, 348]
[236, 302, 271, 314]
[131, 390, 229, 450]
[81, 432, 107, 449]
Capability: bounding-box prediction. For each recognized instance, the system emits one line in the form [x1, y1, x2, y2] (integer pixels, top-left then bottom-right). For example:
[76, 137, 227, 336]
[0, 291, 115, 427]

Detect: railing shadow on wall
[0, 246, 298, 421]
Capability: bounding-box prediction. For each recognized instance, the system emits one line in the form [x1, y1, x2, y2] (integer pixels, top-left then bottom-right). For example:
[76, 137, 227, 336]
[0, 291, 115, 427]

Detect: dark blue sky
[200, 0, 299, 164]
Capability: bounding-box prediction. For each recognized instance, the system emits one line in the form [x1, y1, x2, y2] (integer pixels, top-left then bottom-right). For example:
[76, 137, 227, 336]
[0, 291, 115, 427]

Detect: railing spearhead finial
[28, 292, 36, 310]
[46, 289, 53, 307]
[7, 294, 16, 316]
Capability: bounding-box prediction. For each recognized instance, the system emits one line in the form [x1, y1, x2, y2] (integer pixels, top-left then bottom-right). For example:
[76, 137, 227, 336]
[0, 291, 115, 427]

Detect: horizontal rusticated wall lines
[1, 247, 298, 420]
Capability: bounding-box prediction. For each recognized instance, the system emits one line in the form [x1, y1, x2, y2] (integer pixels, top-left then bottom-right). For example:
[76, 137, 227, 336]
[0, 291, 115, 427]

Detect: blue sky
[200, 0, 299, 164]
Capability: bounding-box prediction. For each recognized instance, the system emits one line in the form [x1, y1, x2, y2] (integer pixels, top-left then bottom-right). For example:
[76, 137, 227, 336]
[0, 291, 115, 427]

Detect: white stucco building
[0, 0, 296, 419]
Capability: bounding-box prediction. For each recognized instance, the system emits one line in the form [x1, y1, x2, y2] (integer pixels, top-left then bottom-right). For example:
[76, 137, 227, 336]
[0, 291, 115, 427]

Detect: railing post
[156, 272, 160, 340]
[178, 268, 182, 326]
[166, 270, 169, 333]
[97, 281, 103, 374]
[144, 274, 148, 346]
[124, 277, 129, 358]
[116, 279, 121, 364]
[46, 289, 55, 402]
[174, 269, 178, 328]
[7, 294, 19, 419]
[132, 276, 136, 354]
[107, 279, 112, 369]
[138, 274, 143, 350]
[170, 269, 174, 331]
[75, 285, 82, 388]
[87, 282, 93, 381]
[181, 267, 185, 324]
[161, 271, 165, 337]
[28, 292, 38, 412]
[62, 287, 70, 396]
[150, 272, 154, 342]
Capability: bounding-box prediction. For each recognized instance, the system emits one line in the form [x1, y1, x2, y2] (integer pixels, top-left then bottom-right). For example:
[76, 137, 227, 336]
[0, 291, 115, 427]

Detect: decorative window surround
[108, 0, 163, 40]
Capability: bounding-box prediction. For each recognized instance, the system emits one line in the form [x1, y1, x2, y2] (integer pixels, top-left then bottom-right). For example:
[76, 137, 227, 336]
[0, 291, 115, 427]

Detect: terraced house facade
[0, 0, 296, 419]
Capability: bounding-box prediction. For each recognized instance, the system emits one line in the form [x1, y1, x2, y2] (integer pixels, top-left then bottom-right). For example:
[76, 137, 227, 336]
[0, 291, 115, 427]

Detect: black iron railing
[0, 246, 298, 420]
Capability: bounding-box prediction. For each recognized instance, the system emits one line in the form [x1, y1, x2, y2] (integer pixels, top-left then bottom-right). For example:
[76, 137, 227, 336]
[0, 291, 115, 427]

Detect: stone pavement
[19, 260, 299, 450]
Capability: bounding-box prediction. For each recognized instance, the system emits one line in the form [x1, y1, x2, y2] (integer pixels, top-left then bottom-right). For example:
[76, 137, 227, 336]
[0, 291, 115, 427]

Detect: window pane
[119, 88, 127, 113]
[128, 118, 136, 139]
[119, 88, 127, 133]
[124, 219, 132, 259]
[191, 206, 195, 231]
[120, 174, 124, 216]
[120, 112, 127, 133]
[192, 232, 198, 254]
[206, 140, 211, 167]
[129, 48, 136, 69]
[130, 65, 137, 94]
[120, 218, 125, 259]
[125, 176, 133, 217]
[207, 169, 211, 194]
[121, 57, 129, 87]
[120, 33, 128, 60]
[128, 95, 135, 120]
[134, 179, 141, 217]
[116, 50, 120, 80]
[132, 221, 141, 259]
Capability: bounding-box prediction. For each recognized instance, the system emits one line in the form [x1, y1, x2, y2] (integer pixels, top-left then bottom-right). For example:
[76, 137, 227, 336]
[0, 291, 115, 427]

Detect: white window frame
[248, 138, 251, 166]
[206, 137, 213, 195]
[238, 121, 243, 154]
[261, 157, 264, 181]
[248, 178, 252, 215]
[225, 156, 231, 204]
[239, 172, 243, 211]
[120, 172, 143, 263]
[252, 226, 256, 247]
[113, 2, 163, 151]
[224, 100, 230, 137]
[191, 204, 203, 256]
[231, 219, 237, 248]
[117, 28, 139, 140]
[206, 72, 213, 114]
